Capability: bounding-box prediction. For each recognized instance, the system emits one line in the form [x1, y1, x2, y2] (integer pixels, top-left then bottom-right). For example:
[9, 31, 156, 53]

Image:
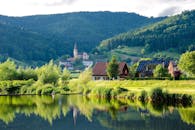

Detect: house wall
[92, 76, 109, 80]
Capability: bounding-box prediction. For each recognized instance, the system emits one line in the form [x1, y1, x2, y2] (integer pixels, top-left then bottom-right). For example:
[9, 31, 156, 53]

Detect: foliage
[36, 60, 61, 85]
[0, 12, 163, 64]
[0, 59, 18, 80]
[129, 62, 139, 78]
[58, 68, 71, 86]
[90, 87, 113, 98]
[73, 59, 85, 70]
[153, 64, 168, 78]
[178, 51, 195, 77]
[0, 80, 35, 95]
[78, 68, 92, 85]
[17, 67, 38, 81]
[99, 10, 195, 55]
[106, 56, 119, 79]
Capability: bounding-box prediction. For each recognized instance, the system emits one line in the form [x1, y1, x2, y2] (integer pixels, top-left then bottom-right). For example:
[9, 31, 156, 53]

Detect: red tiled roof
[93, 62, 107, 76]
[119, 62, 126, 75]
[92, 62, 127, 76]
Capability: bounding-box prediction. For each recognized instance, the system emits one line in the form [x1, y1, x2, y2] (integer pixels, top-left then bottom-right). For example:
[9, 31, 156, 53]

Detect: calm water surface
[0, 95, 195, 130]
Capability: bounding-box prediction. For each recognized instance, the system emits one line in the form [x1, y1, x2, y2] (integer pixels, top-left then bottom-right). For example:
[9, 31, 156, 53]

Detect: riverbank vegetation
[0, 50, 195, 98]
[0, 59, 71, 95]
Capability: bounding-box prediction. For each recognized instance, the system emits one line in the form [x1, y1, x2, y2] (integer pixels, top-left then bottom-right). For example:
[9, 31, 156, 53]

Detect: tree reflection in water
[0, 95, 194, 130]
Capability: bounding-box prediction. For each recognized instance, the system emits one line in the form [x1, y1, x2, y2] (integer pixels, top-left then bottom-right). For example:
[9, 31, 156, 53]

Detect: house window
[95, 77, 101, 80]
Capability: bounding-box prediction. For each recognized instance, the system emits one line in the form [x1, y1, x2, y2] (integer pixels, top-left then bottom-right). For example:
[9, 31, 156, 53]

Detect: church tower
[73, 43, 78, 59]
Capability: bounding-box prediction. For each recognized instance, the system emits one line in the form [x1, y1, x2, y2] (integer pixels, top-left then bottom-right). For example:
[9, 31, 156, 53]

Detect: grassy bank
[1, 79, 195, 97]
[67, 79, 195, 101]
[86, 80, 195, 95]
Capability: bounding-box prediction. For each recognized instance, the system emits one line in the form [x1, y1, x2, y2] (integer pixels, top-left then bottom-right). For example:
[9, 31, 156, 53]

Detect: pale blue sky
[0, 0, 195, 17]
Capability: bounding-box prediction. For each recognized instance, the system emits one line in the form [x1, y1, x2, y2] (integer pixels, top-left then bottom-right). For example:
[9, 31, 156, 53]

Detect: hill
[0, 22, 58, 64]
[0, 12, 164, 64]
[98, 10, 195, 60]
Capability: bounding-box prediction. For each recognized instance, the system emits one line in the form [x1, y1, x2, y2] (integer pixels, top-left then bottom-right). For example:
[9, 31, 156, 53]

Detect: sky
[0, 0, 195, 17]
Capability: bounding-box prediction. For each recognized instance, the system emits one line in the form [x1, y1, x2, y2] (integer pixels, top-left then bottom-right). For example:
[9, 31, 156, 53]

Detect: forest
[98, 11, 195, 55]
[0, 12, 164, 64]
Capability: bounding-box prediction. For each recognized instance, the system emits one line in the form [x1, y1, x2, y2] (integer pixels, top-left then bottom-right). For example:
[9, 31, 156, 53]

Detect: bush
[17, 67, 38, 81]
[0, 80, 35, 95]
[90, 87, 113, 98]
[0, 59, 18, 80]
[58, 68, 71, 86]
[79, 68, 92, 84]
[37, 60, 61, 85]
[35, 84, 55, 95]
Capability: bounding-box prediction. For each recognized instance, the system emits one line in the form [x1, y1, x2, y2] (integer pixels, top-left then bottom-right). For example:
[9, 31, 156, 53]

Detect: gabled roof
[92, 62, 128, 76]
[93, 62, 107, 76]
[119, 62, 127, 75]
[136, 59, 170, 73]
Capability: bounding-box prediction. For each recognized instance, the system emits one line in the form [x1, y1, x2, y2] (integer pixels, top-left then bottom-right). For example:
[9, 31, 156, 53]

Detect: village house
[136, 59, 170, 78]
[92, 62, 129, 80]
[59, 60, 74, 70]
[168, 61, 181, 79]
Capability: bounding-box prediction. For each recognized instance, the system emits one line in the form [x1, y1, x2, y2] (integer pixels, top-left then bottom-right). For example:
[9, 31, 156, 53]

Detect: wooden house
[92, 62, 129, 80]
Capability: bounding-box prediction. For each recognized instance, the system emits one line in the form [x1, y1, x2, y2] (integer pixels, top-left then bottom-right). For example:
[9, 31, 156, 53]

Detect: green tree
[178, 51, 195, 77]
[0, 59, 18, 80]
[129, 62, 139, 78]
[153, 64, 168, 78]
[37, 60, 61, 85]
[58, 68, 71, 86]
[17, 67, 38, 81]
[106, 56, 119, 79]
[79, 68, 92, 84]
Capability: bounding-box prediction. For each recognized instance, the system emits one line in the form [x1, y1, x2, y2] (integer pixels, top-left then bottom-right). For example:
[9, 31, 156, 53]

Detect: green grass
[86, 80, 195, 96]
[109, 46, 181, 62]
[109, 46, 143, 61]
[149, 51, 180, 59]
[113, 46, 143, 56]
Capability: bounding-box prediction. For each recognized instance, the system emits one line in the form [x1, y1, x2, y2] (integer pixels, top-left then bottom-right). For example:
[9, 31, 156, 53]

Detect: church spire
[73, 43, 78, 59]
[74, 43, 77, 50]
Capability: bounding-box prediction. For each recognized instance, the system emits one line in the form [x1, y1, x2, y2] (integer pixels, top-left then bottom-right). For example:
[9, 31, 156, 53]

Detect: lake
[0, 95, 195, 130]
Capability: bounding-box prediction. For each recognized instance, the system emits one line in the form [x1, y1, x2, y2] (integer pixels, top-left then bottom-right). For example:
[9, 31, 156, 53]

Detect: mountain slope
[0, 12, 164, 63]
[0, 23, 58, 62]
[98, 10, 195, 54]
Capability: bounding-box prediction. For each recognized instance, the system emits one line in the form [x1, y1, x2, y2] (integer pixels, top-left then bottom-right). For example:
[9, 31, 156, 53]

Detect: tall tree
[0, 59, 18, 80]
[106, 56, 119, 79]
[178, 51, 195, 77]
[153, 64, 168, 78]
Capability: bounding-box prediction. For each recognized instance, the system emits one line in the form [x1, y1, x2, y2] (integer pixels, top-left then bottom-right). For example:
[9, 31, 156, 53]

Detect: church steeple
[73, 43, 78, 59]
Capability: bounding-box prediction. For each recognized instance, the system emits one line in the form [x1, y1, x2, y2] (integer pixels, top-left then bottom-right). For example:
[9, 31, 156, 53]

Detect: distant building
[83, 52, 89, 60]
[59, 60, 74, 70]
[73, 43, 78, 59]
[92, 62, 129, 80]
[60, 43, 92, 70]
[168, 61, 181, 79]
[136, 59, 170, 77]
[82, 60, 93, 68]
[73, 43, 89, 60]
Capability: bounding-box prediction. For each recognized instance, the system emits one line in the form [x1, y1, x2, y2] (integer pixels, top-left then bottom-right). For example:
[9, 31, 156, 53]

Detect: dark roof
[93, 62, 127, 76]
[119, 62, 127, 75]
[136, 59, 170, 73]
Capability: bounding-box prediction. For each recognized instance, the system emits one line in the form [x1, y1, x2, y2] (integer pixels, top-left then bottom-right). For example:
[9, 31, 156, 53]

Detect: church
[59, 43, 93, 70]
[73, 43, 89, 60]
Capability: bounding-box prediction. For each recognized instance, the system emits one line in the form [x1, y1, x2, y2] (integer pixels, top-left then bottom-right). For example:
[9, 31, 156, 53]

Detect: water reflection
[0, 95, 195, 130]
